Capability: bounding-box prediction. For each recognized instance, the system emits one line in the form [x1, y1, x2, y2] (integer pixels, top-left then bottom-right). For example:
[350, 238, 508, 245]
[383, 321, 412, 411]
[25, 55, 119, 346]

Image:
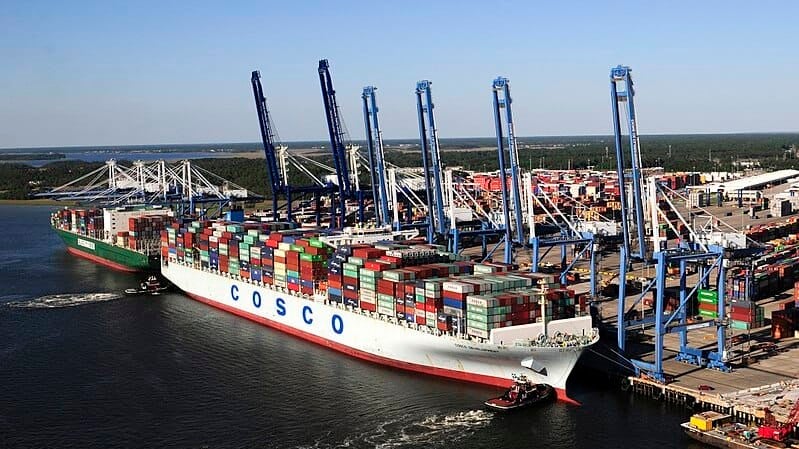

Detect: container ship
[52, 206, 173, 272]
[160, 219, 599, 400]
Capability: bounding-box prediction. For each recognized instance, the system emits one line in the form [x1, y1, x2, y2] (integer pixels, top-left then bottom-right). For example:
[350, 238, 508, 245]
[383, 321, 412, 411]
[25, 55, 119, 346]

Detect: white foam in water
[7, 293, 123, 309]
[298, 410, 494, 449]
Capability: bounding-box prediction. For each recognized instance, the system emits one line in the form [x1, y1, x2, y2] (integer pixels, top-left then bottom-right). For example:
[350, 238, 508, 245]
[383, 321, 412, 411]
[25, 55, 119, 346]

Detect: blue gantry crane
[362, 86, 391, 227]
[415, 80, 447, 243]
[610, 65, 649, 264]
[491, 77, 526, 264]
[609, 65, 743, 381]
[251, 70, 332, 225]
[491, 77, 525, 247]
[251, 70, 286, 221]
[318, 59, 366, 228]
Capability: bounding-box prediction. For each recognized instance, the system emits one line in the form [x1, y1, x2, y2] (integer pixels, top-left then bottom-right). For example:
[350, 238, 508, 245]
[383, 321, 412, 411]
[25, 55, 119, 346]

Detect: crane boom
[611, 65, 648, 261]
[492, 76, 525, 245]
[318, 59, 351, 207]
[362, 86, 391, 227]
[251, 70, 285, 220]
[415, 80, 446, 239]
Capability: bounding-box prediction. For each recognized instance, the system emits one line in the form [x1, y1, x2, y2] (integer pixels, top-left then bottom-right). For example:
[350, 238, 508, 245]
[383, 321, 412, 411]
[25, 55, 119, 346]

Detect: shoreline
[0, 199, 77, 206]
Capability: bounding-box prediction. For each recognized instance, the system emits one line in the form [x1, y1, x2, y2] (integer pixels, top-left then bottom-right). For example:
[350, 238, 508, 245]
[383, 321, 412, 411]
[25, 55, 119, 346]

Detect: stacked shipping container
[119, 215, 171, 254]
[51, 208, 104, 240]
[161, 219, 331, 293]
[162, 224, 587, 342]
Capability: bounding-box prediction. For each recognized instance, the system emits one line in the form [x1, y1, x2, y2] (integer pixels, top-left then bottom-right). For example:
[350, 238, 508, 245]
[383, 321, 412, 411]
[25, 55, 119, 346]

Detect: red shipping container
[381, 255, 402, 264]
[730, 311, 754, 322]
[353, 247, 385, 259]
[698, 302, 717, 313]
[364, 260, 388, 271]
[361, 302, 376, 312]
[377, 279, 397, 295]
[343, 289, 358, 300]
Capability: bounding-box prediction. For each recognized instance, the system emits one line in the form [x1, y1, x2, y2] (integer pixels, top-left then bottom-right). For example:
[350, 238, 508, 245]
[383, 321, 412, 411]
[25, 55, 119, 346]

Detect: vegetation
[1, 133, 797, 200]
[0, 153, 65, 161]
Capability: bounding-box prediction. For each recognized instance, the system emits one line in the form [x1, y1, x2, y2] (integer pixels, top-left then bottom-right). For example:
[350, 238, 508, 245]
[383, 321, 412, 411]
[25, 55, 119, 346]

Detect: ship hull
[162, 261, 597, 402]
[55, 228, 158, 273]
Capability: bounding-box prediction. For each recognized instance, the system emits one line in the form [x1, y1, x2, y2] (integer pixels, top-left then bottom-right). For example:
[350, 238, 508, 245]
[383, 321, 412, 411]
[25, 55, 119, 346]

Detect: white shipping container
[466, 295, 500, 307]
[442, 281, 474, 294]
[377, 306, 395, 316]
[467, 328, 490, 339]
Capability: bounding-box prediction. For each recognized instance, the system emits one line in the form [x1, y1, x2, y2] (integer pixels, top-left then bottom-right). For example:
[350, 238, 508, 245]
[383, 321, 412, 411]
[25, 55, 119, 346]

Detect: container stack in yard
[729, 300, 765, 330]
[771, 308, 798, 340]
[697, 289, 720, 320]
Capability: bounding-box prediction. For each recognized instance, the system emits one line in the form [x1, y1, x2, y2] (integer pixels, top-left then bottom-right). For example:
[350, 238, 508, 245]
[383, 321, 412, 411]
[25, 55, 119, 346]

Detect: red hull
[186, 291, 579, 404]
[66, 247, 138, 273]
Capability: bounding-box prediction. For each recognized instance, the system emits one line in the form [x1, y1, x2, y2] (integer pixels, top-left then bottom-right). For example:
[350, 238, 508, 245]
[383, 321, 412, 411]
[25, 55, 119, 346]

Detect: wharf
[630, 377, 799, 426]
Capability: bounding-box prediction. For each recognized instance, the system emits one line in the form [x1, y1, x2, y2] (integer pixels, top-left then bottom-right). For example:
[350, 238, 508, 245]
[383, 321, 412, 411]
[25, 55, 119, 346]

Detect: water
[0, 205, 703, 448]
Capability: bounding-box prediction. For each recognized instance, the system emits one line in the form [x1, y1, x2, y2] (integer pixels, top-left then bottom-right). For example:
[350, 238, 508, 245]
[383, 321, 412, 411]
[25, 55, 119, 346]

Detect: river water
[0, 205, 704, 448]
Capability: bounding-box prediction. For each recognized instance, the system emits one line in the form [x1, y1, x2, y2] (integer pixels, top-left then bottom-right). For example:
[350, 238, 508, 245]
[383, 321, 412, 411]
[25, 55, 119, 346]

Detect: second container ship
[52, 206, 173, 272]
[160, 218, 599, 400]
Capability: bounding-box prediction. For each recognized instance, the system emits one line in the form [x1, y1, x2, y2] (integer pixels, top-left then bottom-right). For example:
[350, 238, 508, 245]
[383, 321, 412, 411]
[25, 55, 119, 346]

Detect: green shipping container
[697, 289, 718, 304]
[730, 320, 750, 330]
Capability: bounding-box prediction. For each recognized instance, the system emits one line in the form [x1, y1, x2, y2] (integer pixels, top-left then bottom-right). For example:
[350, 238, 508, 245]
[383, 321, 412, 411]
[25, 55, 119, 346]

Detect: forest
[1, 133, 797, 200]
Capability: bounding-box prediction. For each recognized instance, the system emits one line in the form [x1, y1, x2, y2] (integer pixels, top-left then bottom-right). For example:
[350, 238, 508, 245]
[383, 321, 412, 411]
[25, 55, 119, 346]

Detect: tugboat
[484, 375, 554, 412]
[125, 275, 169, 296]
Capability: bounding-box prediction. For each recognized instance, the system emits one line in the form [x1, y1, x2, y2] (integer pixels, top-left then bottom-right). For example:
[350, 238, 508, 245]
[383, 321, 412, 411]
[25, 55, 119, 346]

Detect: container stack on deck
[120, 216, 171, 254]
[161, 220, 324, 285]
[325, 244, 582, 337]
[162, 224, 586, 341]
[52, 208, 104, 240]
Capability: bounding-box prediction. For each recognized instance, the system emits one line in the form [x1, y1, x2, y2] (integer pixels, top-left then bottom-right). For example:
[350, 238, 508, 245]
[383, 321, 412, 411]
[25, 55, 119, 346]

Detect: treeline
[1, 134, 797, 200]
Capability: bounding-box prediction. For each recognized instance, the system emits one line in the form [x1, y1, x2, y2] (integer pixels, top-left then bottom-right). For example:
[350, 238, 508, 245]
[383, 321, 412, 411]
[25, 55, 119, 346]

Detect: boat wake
[7, 293, 123, 309]
[299, 409, 494, 449]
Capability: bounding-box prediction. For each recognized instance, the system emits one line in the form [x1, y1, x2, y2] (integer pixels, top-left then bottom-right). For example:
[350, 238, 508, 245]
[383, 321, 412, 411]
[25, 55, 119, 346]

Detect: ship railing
[513, 328, 600, 348]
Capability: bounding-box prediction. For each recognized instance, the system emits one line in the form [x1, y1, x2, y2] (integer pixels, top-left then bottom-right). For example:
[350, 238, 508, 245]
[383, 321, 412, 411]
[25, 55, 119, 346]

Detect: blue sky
[1, 0, 797, 148]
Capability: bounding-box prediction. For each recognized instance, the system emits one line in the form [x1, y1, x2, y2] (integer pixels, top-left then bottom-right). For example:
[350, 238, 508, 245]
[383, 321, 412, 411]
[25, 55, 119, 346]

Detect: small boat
[484, 377, 554, 412]
[125, 275, 169, 296]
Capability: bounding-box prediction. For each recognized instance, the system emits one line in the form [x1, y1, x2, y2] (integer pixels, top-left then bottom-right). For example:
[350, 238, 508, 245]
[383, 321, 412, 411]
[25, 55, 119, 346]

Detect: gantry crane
[251, 70, 331, 225]
[415, 80, 447, 243]
[318, 59, 367, 227]
[362, 86, 391, 227]
[492, 77, 525, 246]
[251, 70, 286, 221]
[609, 65, 747, 381]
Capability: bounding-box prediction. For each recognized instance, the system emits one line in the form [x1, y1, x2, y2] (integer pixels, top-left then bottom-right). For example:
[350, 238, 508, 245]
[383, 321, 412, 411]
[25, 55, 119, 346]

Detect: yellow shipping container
[690, 415, 712, 431]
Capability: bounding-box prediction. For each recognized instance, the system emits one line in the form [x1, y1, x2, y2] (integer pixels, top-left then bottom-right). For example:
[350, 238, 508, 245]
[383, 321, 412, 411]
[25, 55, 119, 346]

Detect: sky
[1, 0, 797, 148]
